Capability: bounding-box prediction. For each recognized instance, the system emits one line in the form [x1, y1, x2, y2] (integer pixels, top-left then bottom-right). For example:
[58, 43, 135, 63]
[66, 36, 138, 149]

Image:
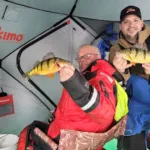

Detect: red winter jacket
[48, 59, 122, 142]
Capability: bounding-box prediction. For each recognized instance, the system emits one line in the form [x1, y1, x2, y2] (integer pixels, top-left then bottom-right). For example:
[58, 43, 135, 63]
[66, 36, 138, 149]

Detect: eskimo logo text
[0, 27, 24, 42]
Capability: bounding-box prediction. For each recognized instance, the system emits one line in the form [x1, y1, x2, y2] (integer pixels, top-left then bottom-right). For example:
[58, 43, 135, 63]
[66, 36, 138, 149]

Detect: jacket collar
[82, 59, 116, 80]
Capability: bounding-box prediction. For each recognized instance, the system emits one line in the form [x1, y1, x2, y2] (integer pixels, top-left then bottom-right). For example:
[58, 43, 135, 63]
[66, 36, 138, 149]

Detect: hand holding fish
[59, 63, 75, 82]
[142, 62, 150, 74]
[113, 54, 132, 73]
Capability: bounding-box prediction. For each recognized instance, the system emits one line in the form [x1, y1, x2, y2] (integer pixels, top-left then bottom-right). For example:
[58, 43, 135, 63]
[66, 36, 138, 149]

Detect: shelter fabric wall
[0, 1, 66, 59]
[0, 18, 95, 135]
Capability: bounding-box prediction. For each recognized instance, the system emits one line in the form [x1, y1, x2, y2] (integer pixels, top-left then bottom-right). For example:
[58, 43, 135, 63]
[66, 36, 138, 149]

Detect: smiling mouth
[128, 28, 136, 32]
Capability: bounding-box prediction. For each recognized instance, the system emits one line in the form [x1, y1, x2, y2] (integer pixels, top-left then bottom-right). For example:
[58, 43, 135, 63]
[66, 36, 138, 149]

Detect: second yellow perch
[117, 48, 150, 65]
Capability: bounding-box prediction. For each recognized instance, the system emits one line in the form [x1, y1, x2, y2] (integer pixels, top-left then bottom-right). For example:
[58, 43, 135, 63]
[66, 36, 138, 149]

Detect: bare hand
[59, 63, 75, 82]
[142, 62, 150, 74]
[113, 54, 132, 73]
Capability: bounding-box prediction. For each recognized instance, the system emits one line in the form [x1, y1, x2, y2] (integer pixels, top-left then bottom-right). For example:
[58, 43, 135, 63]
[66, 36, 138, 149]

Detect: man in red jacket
[47, 44, 126, 149]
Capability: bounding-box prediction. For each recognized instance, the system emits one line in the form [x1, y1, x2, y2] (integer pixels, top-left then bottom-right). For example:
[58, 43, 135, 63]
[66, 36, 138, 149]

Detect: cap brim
[120, 12, 141, 22]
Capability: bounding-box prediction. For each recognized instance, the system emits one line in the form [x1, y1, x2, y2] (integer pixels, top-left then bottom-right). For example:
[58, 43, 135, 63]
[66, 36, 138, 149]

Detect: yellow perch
[117, 48, 150, 65]
[24, 57, 70, 80]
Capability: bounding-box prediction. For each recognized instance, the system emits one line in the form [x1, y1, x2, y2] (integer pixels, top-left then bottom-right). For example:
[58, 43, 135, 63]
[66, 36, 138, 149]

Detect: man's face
[77, 46, 101, 72]
[120, 15, 143, 39]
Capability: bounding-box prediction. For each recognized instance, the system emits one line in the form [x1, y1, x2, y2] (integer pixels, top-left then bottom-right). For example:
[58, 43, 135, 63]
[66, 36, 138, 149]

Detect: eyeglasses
[75, 53, 98, 61]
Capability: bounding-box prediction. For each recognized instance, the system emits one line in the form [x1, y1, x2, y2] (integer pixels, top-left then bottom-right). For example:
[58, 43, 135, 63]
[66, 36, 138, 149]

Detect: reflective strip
[82, 87, 98, 111]
[0, 99, 9, 103]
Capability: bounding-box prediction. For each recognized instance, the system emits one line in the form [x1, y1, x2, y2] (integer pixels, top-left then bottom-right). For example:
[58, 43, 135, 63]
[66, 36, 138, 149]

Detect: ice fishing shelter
[0, 0, 150, 137]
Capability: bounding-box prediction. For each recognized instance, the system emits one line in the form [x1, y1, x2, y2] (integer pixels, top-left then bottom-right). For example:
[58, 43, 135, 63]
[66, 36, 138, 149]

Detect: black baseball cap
[120, 5, 142, 22]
